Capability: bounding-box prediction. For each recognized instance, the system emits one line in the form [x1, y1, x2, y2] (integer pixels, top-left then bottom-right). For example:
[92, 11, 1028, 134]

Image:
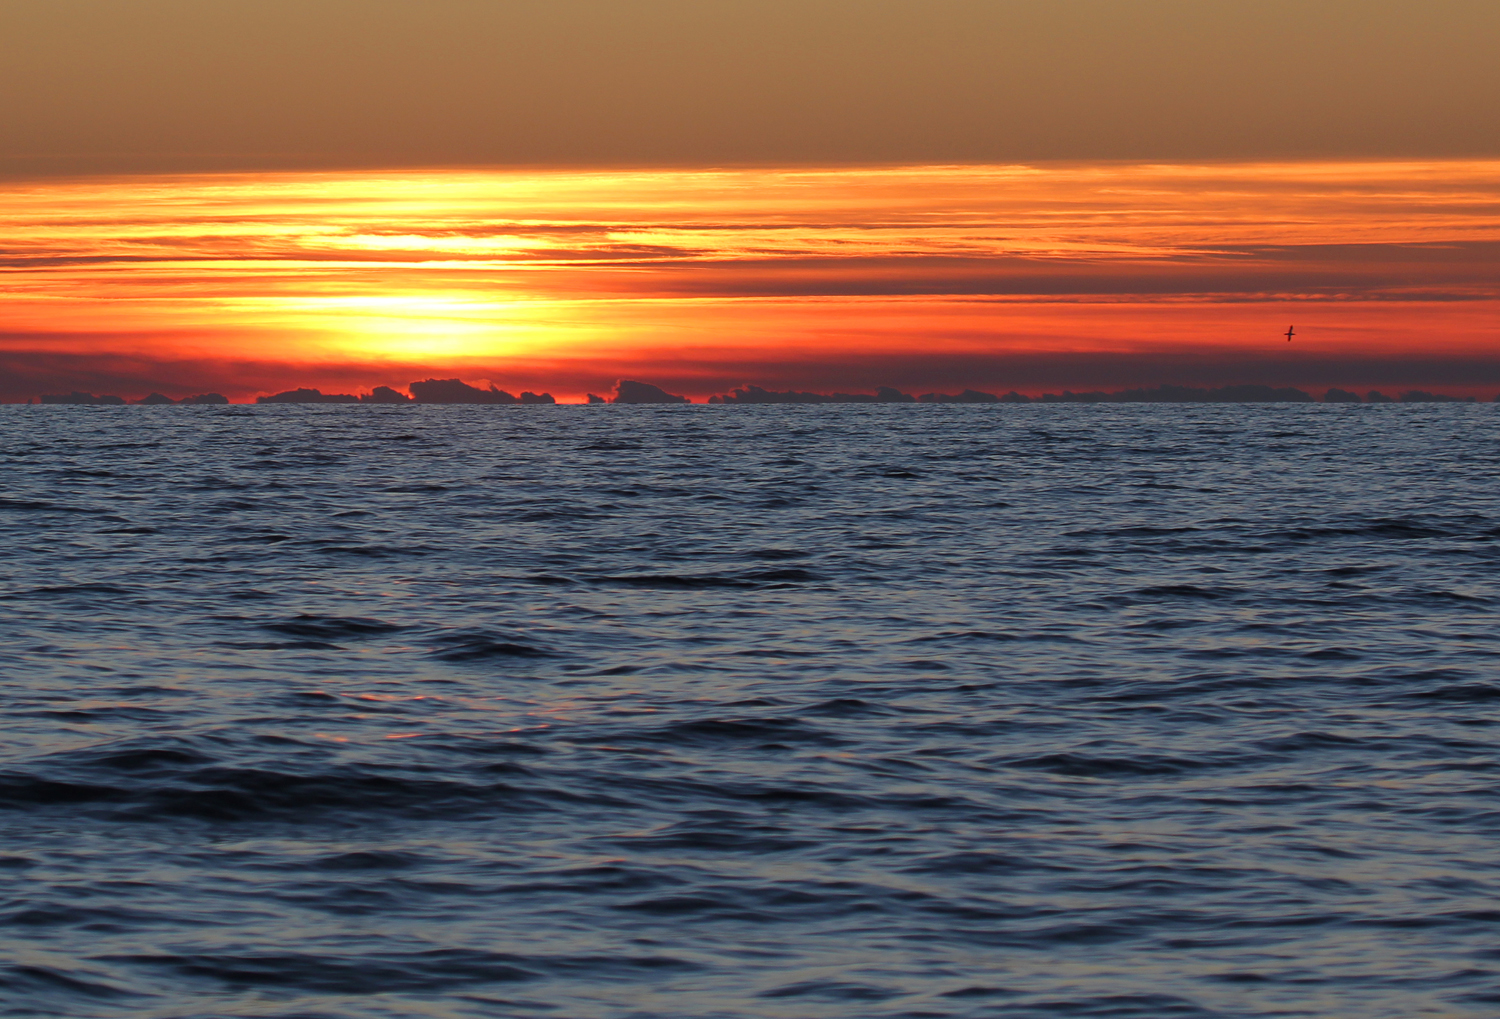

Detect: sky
[2, 0, 1498, 402]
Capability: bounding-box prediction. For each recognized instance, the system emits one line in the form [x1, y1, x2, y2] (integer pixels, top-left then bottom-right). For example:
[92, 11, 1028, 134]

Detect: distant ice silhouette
[1398, 390, 1476, 403]
[700, 383, 1351, 405]
[918, 390, 1001, 403]
[257, 388, 359, 404]
[96, 391, 230, 405]
[708, 385, 834, 404]
[40, 391, 126, 405]
[405, 378, 555, 404]
[1030, 384, 1315, 403]
[707, 384, 924, 404]
[408, 378, 517, 403]
[29, 377, 1483, 407]
[360, 386, 413, 403]
[613, 380, 689, 404]
[125, 392, 229, 405]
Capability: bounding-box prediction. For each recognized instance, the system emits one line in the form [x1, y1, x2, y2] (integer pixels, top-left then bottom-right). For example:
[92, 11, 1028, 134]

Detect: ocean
[2, 402, 1497, 1018]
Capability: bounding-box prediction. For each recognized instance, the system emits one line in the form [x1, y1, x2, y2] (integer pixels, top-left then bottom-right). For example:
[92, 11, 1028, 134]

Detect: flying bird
[1285, 325, 1295, 342]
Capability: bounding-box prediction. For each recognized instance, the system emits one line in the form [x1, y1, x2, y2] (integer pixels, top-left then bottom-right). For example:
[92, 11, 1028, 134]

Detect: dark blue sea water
[2, 403, 1498, 1019]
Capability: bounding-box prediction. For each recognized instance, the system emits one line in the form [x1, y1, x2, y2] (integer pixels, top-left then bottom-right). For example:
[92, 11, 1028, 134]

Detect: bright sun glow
[3, 161, 1499, 400]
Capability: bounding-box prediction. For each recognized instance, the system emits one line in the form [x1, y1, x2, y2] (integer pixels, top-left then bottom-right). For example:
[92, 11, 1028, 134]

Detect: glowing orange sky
[3, 160, 1499, 402]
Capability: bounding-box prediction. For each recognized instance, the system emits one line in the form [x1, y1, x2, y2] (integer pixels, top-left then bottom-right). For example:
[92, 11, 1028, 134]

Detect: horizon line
[25, 378, 1498, 407]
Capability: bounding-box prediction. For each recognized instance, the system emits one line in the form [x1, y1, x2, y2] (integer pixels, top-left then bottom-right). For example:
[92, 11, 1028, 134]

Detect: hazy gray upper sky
[3, 0, 1498, 175]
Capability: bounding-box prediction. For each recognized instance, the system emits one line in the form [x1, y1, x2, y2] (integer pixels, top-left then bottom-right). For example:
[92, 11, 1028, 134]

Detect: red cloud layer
[3, 162, 1498, 402]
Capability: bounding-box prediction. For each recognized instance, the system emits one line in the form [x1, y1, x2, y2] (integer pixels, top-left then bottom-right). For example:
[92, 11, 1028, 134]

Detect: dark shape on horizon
[1399, 390, 1476, 403]
[40, 391, 126, 405]
[93, 390, 225, 405]
[1038, 390, 1108, 403]
[1285, 325, 1295, 342]
[361, 386, 413, 403]
[708, 385, 833, 404]
[408, 378, 519, 404]
[1134, 384, 1314, 405]
[1034, 384, 1315, 403]
[614, 380, 689, 404]
[707, 384, 925, 404]
[257, 388, 359, 404]
[30, 379, 1481, 408]
[917, 390, 1001, 403]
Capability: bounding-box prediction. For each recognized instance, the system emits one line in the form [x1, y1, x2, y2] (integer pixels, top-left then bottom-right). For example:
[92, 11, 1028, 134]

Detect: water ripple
[1, 402, 1497, 1017]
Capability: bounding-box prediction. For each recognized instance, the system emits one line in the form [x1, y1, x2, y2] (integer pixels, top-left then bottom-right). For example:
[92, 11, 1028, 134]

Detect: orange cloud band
[3, 161, 1498, 401]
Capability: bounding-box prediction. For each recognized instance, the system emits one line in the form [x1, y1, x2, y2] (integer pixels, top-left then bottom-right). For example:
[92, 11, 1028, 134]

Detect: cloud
[3, 163, 1497, 402]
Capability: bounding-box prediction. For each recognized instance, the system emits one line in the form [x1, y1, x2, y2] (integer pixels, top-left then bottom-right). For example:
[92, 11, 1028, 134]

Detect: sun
[231, 293, 556, 362]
